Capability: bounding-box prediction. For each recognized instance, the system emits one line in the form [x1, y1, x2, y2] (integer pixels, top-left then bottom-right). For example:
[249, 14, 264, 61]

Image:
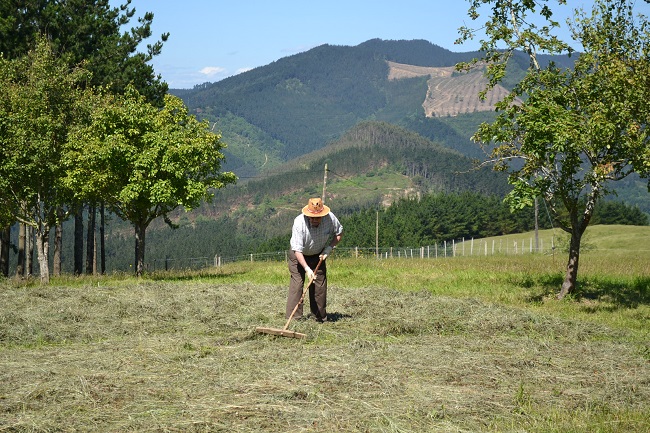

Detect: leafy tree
[65, 87, 237, 276]
[0, 0, 168, 103]
[1, 0, 169, 275]
[0, 38, 94, 283]
[457, 0, 650, 299]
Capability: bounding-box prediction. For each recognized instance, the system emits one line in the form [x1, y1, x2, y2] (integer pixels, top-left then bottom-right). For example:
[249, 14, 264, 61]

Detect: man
[287, 197, 343, 322]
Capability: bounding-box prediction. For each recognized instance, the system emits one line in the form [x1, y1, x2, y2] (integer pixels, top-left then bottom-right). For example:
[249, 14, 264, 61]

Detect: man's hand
[305, 266, 315, 281]
[320, 246, 333, 260]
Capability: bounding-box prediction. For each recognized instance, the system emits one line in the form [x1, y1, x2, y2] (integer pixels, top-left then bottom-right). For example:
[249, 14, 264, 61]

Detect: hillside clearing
[387, 60, 513, 117]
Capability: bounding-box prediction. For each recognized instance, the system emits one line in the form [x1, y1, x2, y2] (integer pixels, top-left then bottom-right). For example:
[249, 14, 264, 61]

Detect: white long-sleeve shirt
[290, 213, 343, 256]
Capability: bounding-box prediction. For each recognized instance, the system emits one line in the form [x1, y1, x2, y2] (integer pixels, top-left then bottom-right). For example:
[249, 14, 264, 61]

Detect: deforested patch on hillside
[387, 60, 457, 80]
[423, 71, 514, 117]
[387, 60, 514, 117]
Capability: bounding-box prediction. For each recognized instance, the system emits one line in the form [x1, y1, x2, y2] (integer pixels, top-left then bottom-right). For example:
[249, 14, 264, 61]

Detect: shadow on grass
[145, 270, 248, 282]
[326, 312, 353, 323]
[573, 276, 650, 309]
[521, 274, 650, 308]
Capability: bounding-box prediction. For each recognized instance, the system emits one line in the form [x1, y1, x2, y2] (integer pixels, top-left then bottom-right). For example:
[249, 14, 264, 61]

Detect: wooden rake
[256, 257, 323, 339]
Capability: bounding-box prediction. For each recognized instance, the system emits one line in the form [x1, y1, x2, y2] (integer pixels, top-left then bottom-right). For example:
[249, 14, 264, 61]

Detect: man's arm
[332, 233, 342, 247]
[295, 250, 316, 281]
[321, 232, 342, 259]
[294, 250, 309, 270]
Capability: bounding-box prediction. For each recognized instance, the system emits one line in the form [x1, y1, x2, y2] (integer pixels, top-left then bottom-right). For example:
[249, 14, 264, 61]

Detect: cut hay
[1, 279, 648, 432]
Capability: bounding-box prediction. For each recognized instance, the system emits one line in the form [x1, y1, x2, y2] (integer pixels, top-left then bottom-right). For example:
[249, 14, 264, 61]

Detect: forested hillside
[92, 120, 510, 270]
[171, 38, 650, 219]
[199, 121, 510, 223]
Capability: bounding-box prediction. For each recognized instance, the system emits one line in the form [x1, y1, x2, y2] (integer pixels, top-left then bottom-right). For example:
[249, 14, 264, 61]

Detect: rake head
[255, 326, 306, 339]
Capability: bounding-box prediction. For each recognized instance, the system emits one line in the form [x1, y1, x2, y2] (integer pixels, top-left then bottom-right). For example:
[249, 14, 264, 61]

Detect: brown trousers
[286, 249, 327, 321]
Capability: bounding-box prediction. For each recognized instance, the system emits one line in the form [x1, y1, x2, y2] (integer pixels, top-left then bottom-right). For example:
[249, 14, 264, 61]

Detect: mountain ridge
[166, 39, 648, 219]
[171, 39, 573, 175]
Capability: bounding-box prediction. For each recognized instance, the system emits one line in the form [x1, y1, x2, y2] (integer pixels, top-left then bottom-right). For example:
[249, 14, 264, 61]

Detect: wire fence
[147, 236, 560, 271]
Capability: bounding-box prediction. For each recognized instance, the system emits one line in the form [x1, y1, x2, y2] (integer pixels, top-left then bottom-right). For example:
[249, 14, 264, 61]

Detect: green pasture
[1, 225, 648, 432]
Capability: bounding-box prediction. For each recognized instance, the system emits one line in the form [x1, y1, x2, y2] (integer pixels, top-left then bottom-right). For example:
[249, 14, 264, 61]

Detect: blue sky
[124, 1, 650, 89]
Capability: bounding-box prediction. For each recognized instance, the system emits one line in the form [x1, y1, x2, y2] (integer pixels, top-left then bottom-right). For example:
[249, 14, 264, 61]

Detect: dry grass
[1, 260, 649, 432]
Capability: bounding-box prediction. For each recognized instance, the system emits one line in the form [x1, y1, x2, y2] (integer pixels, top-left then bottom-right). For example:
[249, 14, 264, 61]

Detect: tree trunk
[35, 226, 50, 284]
[0, 226, 10, 277]
[557, 229, 582, 299]
[86, 204, 95, 275]
[53, 221, 62, 276]
[557, 192, 598, 300]
[134, 222, 147, 277]
[74, 207, 84, 275]
[93, 232, 97, 275]
[100, 202, 106, 275]
[26, 225, 33, 276]
[16, 223, 25, 277]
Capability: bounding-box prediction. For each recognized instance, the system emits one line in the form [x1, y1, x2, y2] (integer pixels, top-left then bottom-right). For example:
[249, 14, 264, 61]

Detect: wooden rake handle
[282, 257, 323, 330]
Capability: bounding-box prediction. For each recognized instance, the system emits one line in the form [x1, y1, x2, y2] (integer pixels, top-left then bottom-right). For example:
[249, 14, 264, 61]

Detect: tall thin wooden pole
[322, 163, 328, 201]
[375, 210, 379, 258]
[534, 197, 539, 252]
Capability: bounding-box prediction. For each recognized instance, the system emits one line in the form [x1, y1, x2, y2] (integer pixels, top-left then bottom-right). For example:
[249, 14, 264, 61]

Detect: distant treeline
[15, 191, 642, 274]
[255, 192, 648, 254]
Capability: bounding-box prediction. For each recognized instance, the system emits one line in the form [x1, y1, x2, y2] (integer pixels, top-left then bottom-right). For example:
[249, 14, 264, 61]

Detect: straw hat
[302, 197, 330, 217]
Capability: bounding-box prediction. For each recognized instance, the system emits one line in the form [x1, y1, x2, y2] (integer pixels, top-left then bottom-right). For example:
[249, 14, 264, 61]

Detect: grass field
[1, 225, 648, 432]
